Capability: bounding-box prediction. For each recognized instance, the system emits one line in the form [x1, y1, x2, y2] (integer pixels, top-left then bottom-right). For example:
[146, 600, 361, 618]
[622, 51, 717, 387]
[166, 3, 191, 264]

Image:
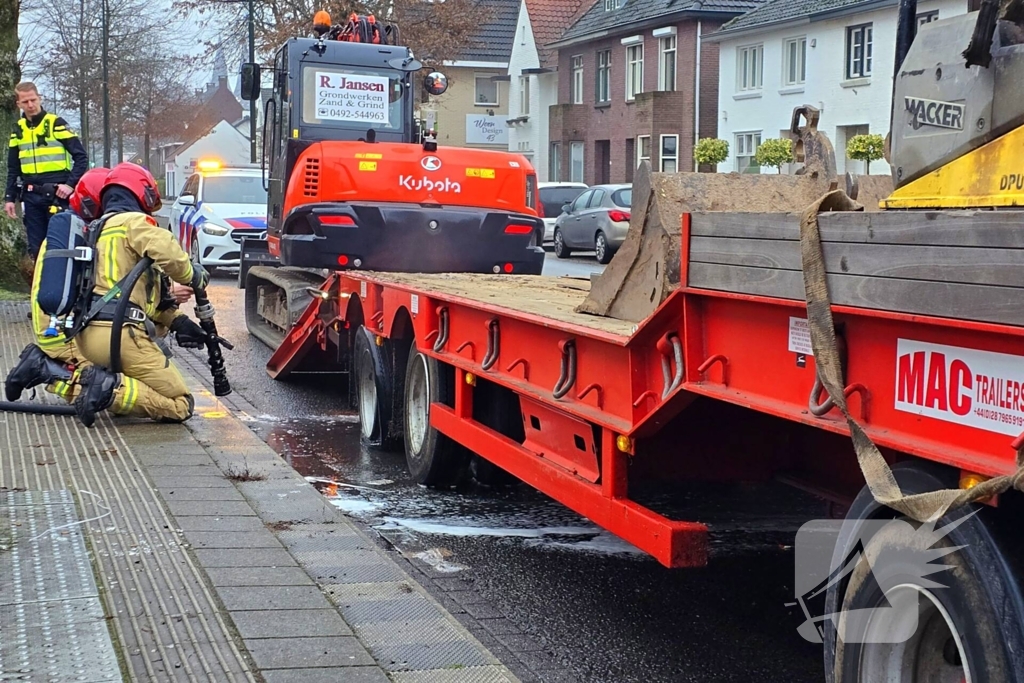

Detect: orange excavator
[238, 11, 545, 347]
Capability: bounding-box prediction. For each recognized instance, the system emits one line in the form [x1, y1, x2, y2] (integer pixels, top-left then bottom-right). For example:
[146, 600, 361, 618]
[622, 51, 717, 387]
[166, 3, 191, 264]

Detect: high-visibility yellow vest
[9, 113, 74, 176]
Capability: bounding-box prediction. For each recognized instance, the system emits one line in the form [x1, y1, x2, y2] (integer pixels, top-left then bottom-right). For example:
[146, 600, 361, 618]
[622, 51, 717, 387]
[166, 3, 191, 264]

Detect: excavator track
[244, 266, 327, 350]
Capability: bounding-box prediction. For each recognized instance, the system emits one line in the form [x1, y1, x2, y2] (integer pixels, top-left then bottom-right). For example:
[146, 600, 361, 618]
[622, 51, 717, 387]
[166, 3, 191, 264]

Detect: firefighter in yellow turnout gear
[72, 163, 210, 428]
[3, 168, 109, 404]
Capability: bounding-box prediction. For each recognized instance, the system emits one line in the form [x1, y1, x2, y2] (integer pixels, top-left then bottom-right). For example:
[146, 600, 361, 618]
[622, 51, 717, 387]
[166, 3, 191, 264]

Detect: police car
[170, 161, 267, 269]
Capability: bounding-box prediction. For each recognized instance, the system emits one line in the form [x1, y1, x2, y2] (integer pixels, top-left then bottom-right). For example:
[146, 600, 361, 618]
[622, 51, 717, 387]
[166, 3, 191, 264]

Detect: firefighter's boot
[4, 344, 73, 401]
[73, 366, 118, 428]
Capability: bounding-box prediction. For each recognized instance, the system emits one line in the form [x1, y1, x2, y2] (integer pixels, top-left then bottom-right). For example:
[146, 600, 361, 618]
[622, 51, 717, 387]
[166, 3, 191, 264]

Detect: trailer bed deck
[360, 272, 638, 339]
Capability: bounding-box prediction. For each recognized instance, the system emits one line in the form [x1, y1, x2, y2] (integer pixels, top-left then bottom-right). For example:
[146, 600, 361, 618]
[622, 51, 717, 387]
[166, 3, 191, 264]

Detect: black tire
[188, 234, 201, 264]
[403, 349, 469, 487]
[595, 231, 613, 264]
[354, 327, 397, 449]
[826, 463, 1024, 683]
[469, 379, 522, 487]
[553, 229, 571, 259]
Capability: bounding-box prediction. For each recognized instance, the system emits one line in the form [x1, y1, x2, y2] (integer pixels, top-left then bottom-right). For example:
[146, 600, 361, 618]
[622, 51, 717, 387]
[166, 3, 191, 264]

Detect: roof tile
[717, 0, 883, 34]
[553, 0, 763, 44]
[525, 0, 588, 67]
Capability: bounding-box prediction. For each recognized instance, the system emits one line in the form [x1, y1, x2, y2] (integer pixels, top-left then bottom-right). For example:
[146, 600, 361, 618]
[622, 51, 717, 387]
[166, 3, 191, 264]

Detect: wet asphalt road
[186, 262, 825, 683]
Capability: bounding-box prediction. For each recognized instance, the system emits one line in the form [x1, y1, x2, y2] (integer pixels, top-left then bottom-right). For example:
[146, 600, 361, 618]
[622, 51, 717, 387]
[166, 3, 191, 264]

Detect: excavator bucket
[577, 106, 894, 323]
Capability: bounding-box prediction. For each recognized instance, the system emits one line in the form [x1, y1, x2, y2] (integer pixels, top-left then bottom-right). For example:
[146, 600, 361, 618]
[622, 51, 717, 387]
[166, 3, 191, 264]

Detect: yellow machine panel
[883, 124, 1024, 209]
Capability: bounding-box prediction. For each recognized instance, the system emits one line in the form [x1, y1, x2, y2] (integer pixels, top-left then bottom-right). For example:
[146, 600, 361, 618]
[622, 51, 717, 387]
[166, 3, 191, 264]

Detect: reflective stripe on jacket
[9, 113, 73, 175]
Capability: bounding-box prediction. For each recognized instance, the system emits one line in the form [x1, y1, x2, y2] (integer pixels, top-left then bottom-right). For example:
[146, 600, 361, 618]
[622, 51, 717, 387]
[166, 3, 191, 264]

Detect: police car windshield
[301, 65, 405, 131]
[202, 176, 267, 204]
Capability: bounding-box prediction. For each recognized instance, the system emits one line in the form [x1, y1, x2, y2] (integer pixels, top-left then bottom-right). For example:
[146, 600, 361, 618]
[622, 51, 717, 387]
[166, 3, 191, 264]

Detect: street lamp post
[248, 0, 257, 163]
[102, 0, 110, 167]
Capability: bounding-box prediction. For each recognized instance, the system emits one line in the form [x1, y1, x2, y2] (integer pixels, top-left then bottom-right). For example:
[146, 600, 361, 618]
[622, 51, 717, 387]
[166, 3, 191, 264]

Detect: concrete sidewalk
[0, 301, 519, 683]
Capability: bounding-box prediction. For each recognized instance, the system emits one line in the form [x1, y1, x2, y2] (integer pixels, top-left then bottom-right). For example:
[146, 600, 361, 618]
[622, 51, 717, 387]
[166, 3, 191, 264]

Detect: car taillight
[537, 201, 545, 218]
[608, 210, 630, 222]
[504, 223, 534, 234]
[319, 215, 355, 226]
[525, 173, 537, 212]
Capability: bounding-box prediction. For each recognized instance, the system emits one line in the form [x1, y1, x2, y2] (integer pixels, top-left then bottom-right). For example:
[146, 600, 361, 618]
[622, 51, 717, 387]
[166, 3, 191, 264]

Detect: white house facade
[165, 120, 252, 197]
[708, 0, 967, 175]
[507, 0, 556, 180]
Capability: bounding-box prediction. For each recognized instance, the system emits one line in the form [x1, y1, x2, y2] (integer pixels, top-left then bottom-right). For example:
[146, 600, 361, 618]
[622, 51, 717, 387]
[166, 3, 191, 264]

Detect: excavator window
[300, 65, 406, 131]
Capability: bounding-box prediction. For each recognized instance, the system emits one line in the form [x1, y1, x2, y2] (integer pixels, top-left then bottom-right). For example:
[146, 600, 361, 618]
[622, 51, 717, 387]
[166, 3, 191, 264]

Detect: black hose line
[192, 284, 233, 397]
[0, 401, 77, 416]
[109, 257, 154, 374]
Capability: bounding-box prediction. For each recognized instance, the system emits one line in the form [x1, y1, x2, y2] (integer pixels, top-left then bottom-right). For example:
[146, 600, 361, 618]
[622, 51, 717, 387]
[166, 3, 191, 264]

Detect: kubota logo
[421, 156, 442, 171]
[398, 175, 462, 193]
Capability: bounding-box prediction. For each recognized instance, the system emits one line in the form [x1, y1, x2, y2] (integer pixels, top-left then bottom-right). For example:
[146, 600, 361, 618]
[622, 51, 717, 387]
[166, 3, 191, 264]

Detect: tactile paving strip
[1, 302, 254, 683]
[0, 490, 121, 682]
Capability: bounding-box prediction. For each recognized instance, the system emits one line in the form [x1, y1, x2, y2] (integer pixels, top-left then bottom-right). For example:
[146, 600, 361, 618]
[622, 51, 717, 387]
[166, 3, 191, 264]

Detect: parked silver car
[552, 184, 632, 264]
[538, 182, 588, 244]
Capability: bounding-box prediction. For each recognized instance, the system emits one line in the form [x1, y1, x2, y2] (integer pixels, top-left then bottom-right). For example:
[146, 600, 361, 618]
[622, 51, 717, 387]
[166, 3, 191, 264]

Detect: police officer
[3, 167, 108, 404]
[72, 162, 209, 428]
[4, 81, 89, 268]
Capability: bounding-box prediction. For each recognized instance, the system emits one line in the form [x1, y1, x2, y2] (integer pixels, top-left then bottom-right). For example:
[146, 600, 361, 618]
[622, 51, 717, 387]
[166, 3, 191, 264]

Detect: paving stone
[462, 602, 504, 620]
[217, 585, 331, 611]
[183, 530, 283, 549]
[245, 636, 375, 669]
[165, 500, 255, 516]
[151, 476, 235, 489]
[337, 595, 442, 626]
[494, 633, 545, 653]
[159, 487, 246, 501]
[513, 651, 562, 671]
[369, 640, 491, 672]
[431, 577, 476, 592]
[229, 609, 353, 639]
[477, 619, 523, 636]
[145, 465, 221, 477]
[389, 667, 519, 683]
[262, 667, 389, 683]
[194, 548, 297, 567]
[205, 566, 315, 587]
[304, 561, 409, 585]
[172, 516, 269, 532]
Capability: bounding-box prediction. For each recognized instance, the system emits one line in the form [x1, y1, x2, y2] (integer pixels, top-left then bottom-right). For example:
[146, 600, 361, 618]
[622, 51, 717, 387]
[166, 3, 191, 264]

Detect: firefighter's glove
[189, 264, 210, 292]
[170, 316, 207, 349]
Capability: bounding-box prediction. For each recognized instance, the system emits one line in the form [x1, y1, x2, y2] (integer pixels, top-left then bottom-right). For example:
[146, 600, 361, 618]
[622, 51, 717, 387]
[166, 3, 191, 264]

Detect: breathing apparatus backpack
[36, 210, 91, 319]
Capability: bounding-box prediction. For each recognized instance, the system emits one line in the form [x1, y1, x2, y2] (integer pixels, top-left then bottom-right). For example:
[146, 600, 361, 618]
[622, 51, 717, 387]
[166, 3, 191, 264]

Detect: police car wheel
[188, 235, 200, 264]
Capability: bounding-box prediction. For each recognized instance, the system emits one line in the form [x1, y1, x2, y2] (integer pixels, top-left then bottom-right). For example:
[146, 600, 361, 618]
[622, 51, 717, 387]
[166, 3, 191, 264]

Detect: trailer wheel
[354, 327, 396, 448]
[403, 350, 468, 487]
[469, 379, 522, 488]
[827, 464, 1024, 683]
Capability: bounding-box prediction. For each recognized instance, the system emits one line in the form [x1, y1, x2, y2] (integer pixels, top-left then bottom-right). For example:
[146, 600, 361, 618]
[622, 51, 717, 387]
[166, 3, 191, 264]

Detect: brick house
[546, 0, 759, 184]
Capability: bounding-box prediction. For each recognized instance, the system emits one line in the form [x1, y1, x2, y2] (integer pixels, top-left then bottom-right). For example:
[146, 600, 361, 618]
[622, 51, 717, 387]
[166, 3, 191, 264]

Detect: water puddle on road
[245, 414, 649, 565]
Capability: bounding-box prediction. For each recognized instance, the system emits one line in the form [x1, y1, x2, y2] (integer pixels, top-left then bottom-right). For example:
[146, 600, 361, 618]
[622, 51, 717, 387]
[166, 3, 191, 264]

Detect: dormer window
[604, 0, 624, 11]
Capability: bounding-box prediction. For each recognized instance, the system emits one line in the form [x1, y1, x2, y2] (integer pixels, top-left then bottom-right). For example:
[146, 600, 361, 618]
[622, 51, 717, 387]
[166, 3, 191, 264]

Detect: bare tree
[176, 0, 492, 70]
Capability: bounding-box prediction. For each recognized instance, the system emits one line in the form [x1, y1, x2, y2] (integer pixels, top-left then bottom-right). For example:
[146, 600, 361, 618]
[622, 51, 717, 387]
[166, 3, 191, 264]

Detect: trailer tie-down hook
[482, 319, 500, 371]
[658, 333, 683, 398]
[809, 331, 848, 417]
[552, 339, 577, 400]
[430, 307, 449, 352]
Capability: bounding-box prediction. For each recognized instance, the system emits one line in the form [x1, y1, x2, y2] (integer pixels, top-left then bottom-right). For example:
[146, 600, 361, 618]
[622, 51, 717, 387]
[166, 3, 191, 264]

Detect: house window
[636, 135, 651, 167]
[596, 50, 611, 103]
[519, 75, 530, 115]
[784, 37, 806, 86]
[660, 134, 678, 173]
[658, 36, 676, 91]
[570, 141, 584, 182]
[737, 44, 763, 91]
[572, 55, 584, 104]
[626, 44, 644, 101]
[846, 23, 873, 79]
[917, 10, 938, 24]
[475, 75, 499, 105]
[604, 0, 623, 9]
[735, 131, 761, 173]
[550, 142, 561, 181]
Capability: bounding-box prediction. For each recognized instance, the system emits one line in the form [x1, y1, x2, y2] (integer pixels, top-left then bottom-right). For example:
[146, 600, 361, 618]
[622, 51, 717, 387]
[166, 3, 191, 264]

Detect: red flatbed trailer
[256, 206, 1024, 681]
